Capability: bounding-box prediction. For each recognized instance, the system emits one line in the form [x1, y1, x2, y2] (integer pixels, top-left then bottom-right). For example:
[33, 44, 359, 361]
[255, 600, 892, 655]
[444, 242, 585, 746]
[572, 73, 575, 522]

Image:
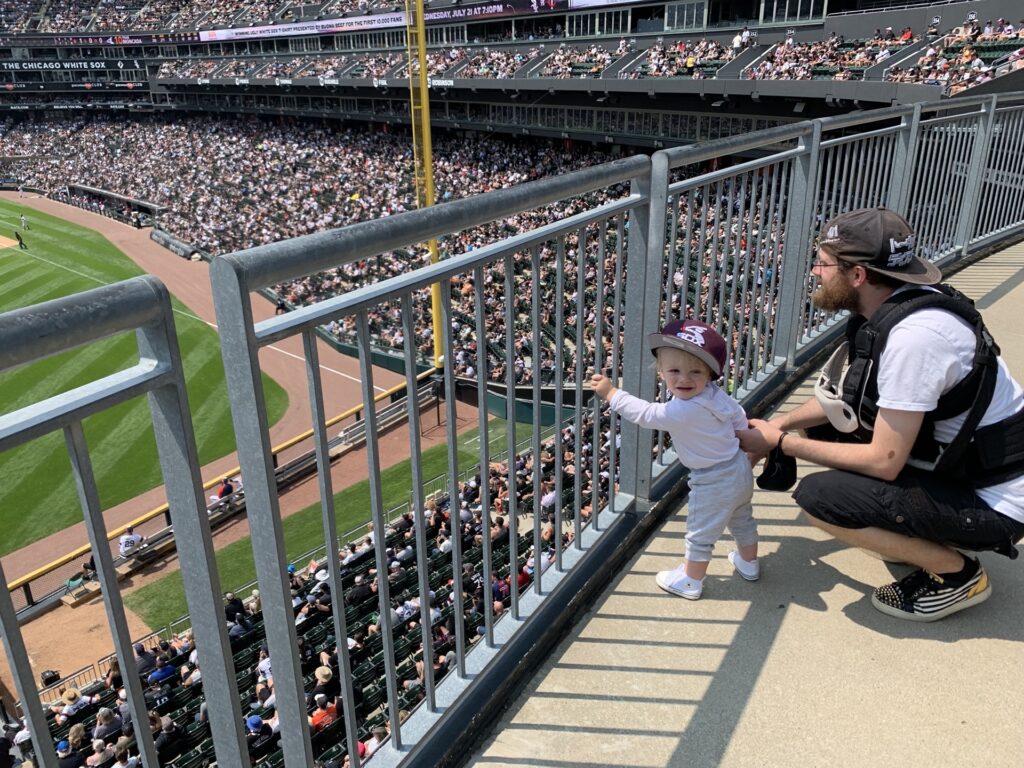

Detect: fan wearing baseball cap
[592, 319, 759, 600]
[739, 207, 1024, 622]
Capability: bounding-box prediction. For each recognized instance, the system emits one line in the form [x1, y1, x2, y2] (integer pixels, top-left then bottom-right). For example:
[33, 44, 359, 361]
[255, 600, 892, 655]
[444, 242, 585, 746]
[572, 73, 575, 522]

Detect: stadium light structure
[404, 0, 445, 369]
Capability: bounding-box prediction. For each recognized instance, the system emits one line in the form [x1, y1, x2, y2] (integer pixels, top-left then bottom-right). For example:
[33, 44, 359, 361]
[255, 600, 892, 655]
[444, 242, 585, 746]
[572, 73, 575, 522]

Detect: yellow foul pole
[404, 0, 444, 369]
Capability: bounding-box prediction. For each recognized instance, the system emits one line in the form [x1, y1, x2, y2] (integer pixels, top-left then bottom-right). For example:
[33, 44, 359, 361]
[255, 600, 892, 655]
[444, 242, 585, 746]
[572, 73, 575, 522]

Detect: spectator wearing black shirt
[224, 592, 245, 623]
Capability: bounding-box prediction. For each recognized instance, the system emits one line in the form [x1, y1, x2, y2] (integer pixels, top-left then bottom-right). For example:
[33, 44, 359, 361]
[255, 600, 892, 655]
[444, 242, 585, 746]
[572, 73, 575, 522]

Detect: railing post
[139, 303, 250, 768]
[618, 153, 662, 509]
[209, 256, 317, 768]
[954, 94, 998, 255]
[886, 103, 922, 215]
[773, 123, 821, 367]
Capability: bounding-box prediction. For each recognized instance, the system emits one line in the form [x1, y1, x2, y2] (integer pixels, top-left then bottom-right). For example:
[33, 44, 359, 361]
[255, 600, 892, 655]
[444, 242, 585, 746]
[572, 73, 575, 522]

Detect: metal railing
[2, 91, 1024, 768]
[0, 278, 249, 768]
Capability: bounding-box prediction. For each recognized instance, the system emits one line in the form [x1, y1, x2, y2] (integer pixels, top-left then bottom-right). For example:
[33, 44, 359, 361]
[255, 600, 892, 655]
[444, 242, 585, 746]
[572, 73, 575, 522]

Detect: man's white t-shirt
[876, 294, 1024, 523]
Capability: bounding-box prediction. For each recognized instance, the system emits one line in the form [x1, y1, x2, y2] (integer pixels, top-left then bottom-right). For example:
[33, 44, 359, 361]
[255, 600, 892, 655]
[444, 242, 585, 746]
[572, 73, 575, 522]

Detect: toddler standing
[591, 319, 758, 599]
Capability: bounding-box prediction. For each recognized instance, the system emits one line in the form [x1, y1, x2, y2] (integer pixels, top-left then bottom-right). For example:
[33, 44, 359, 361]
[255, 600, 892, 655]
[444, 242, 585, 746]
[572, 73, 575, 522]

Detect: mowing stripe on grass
[0, 201, 288, 556]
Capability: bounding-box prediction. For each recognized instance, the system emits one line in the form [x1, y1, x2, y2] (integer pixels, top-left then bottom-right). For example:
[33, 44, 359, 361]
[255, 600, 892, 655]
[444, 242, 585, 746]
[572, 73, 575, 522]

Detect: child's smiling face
[657, 347, 712, 400]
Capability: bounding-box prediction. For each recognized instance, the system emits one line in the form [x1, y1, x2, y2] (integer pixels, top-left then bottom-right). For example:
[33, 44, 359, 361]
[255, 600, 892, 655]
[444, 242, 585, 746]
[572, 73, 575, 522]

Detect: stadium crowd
[17, 400, 618, 766]
[0, 110, 787, 385]
[883, 18, 1023, 92]
[534, 42, 627, 79]
[744, 30, 916, 80]
[620, 38, 734, 79]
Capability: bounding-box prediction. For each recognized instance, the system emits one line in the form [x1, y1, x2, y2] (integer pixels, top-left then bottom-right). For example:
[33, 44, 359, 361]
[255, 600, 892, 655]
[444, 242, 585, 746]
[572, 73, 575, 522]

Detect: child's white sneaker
[655, 567, 704, 600]
[728, 551, 760, 581]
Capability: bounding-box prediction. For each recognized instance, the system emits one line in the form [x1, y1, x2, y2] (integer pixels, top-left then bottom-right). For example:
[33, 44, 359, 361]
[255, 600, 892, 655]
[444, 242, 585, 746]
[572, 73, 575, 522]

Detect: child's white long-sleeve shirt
[608, 384, 748, 470]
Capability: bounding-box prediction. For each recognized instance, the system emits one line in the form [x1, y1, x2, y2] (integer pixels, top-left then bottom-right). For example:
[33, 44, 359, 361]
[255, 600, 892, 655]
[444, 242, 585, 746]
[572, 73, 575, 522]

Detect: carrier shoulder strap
[867, 285, 1000, 472]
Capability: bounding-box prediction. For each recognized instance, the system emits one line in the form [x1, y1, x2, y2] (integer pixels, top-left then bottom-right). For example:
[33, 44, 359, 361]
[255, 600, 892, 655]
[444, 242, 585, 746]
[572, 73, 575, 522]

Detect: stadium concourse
[466, 243, 1024, 768]
[0, 191, 479, 681]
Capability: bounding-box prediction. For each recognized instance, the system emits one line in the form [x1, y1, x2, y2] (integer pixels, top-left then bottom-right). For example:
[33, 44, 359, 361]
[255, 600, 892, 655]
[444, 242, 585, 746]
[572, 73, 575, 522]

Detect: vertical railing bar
[438, 284, 467, 678]
[937, 119, 968, 253]
[733, 172, 749, 393]
[572, 223, 585, 564]
[906, 121, 932, 241]
[608, 210, 625, 520]
[398, 296, 436, 712]
[725, 171, 749, 393]
[531, 244, 547, 570]
[64, 421, 161, 768]
[356, 309, 403, 748]
[680, 193, 694, 319]
[986, 109, 1009, 235]
[753, 165, 774, 370]
[1003, 109, 1024, 233]
[138, 303, 248, 768]
[667, 188, 681, 313]
[301, 327, 362, 765]
[210, 256, 314, 768]
[739, 172, 763, 384]
[847, 137, 865, 213]
[941, 119, 971, 251]
[974, 123, 991, 238]
[550, 238, 565, 587]
[591, 219, 607, 539]
[955, 97, 998, 254]
[503, 252, 522, 613]
[818, 144, 835, 229]
[706, 182, 724, 325]
[472, 263, 495, 643]
[921, 121, 942, 262]
[866, 134, 882, 207]
[838, 137, 855, 214]
[978, 112, 1002, 236]
[767, 160, 788, 361]
[0, 557, 58, 766]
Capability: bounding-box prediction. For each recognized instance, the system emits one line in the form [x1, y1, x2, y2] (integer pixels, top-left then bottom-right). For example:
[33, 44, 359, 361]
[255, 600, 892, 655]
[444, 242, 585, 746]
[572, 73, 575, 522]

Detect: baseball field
[0, 199, 289, 557]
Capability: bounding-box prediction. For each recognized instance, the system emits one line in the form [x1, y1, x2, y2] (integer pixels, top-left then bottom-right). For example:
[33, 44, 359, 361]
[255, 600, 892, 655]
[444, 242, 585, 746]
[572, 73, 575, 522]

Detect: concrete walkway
[467, 243, 1024, 768]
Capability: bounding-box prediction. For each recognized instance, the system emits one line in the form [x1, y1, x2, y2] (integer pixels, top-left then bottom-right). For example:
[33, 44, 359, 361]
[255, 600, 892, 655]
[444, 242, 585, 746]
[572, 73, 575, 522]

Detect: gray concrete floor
[466, 243, 1024, 768]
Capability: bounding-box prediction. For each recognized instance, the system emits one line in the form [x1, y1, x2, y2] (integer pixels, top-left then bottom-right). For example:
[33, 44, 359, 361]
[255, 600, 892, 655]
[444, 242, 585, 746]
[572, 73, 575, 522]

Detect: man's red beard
[812, 274, 860, 313]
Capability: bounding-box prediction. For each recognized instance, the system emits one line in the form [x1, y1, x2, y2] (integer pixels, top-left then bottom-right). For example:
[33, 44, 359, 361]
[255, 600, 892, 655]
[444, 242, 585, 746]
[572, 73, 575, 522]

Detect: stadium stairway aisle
[465, 243, 1024, 768]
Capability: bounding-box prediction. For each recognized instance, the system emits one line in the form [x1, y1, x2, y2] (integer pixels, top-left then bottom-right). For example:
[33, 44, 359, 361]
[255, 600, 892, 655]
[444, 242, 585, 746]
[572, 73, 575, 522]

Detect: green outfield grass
[123, 417, 546, 630]
[0, 200, 288, 556]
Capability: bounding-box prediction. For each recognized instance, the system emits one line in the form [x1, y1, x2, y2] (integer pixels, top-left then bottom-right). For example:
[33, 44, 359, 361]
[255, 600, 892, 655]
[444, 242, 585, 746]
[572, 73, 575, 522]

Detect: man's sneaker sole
[655, 572, 702, 600]
[728, 551, 760, 581]
[871, 567, 991, 623]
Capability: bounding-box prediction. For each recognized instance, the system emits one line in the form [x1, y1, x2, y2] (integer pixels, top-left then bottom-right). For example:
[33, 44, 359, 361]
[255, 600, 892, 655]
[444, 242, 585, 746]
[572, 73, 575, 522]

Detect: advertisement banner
[0, 60, 143, 71]
[198, 0, 574, 42]
[0, 81, 147, 91]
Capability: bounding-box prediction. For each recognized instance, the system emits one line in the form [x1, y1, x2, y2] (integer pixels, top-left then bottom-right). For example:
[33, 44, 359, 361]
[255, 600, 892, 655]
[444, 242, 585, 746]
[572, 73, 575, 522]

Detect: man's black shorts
[793, 467, 1024, 552]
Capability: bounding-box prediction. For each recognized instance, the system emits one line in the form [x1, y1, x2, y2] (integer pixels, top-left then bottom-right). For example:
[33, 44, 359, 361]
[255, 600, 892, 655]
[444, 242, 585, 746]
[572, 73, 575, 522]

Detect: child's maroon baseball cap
[647, 319, 727, 378]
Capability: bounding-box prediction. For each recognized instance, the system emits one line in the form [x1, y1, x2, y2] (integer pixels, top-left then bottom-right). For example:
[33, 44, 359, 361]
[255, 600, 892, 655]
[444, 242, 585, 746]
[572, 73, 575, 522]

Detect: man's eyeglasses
[811, 260, 845, 271]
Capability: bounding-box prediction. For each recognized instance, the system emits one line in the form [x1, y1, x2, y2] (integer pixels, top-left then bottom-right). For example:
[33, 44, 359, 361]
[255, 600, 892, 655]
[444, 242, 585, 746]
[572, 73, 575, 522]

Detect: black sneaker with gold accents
[871, 559, 990, 622]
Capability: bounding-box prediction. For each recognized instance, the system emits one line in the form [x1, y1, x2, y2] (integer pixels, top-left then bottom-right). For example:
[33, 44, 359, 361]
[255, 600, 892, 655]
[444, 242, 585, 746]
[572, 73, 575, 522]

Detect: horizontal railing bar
[217, 155, 651, 292]
[817, 103, 910, 133]
[660, 122, 813, 171]
[0, 362, 172, 452]
[919, 112, 984, 128]
[819, 124, 905, 149]
[252, 193, 642, 347]
[667, 147, 805, 195]
[0, 276, 166, 374]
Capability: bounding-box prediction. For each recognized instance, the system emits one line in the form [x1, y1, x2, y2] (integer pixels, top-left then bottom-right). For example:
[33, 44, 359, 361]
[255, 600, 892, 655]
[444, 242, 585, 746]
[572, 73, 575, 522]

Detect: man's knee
[792, 471, 836, 520]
